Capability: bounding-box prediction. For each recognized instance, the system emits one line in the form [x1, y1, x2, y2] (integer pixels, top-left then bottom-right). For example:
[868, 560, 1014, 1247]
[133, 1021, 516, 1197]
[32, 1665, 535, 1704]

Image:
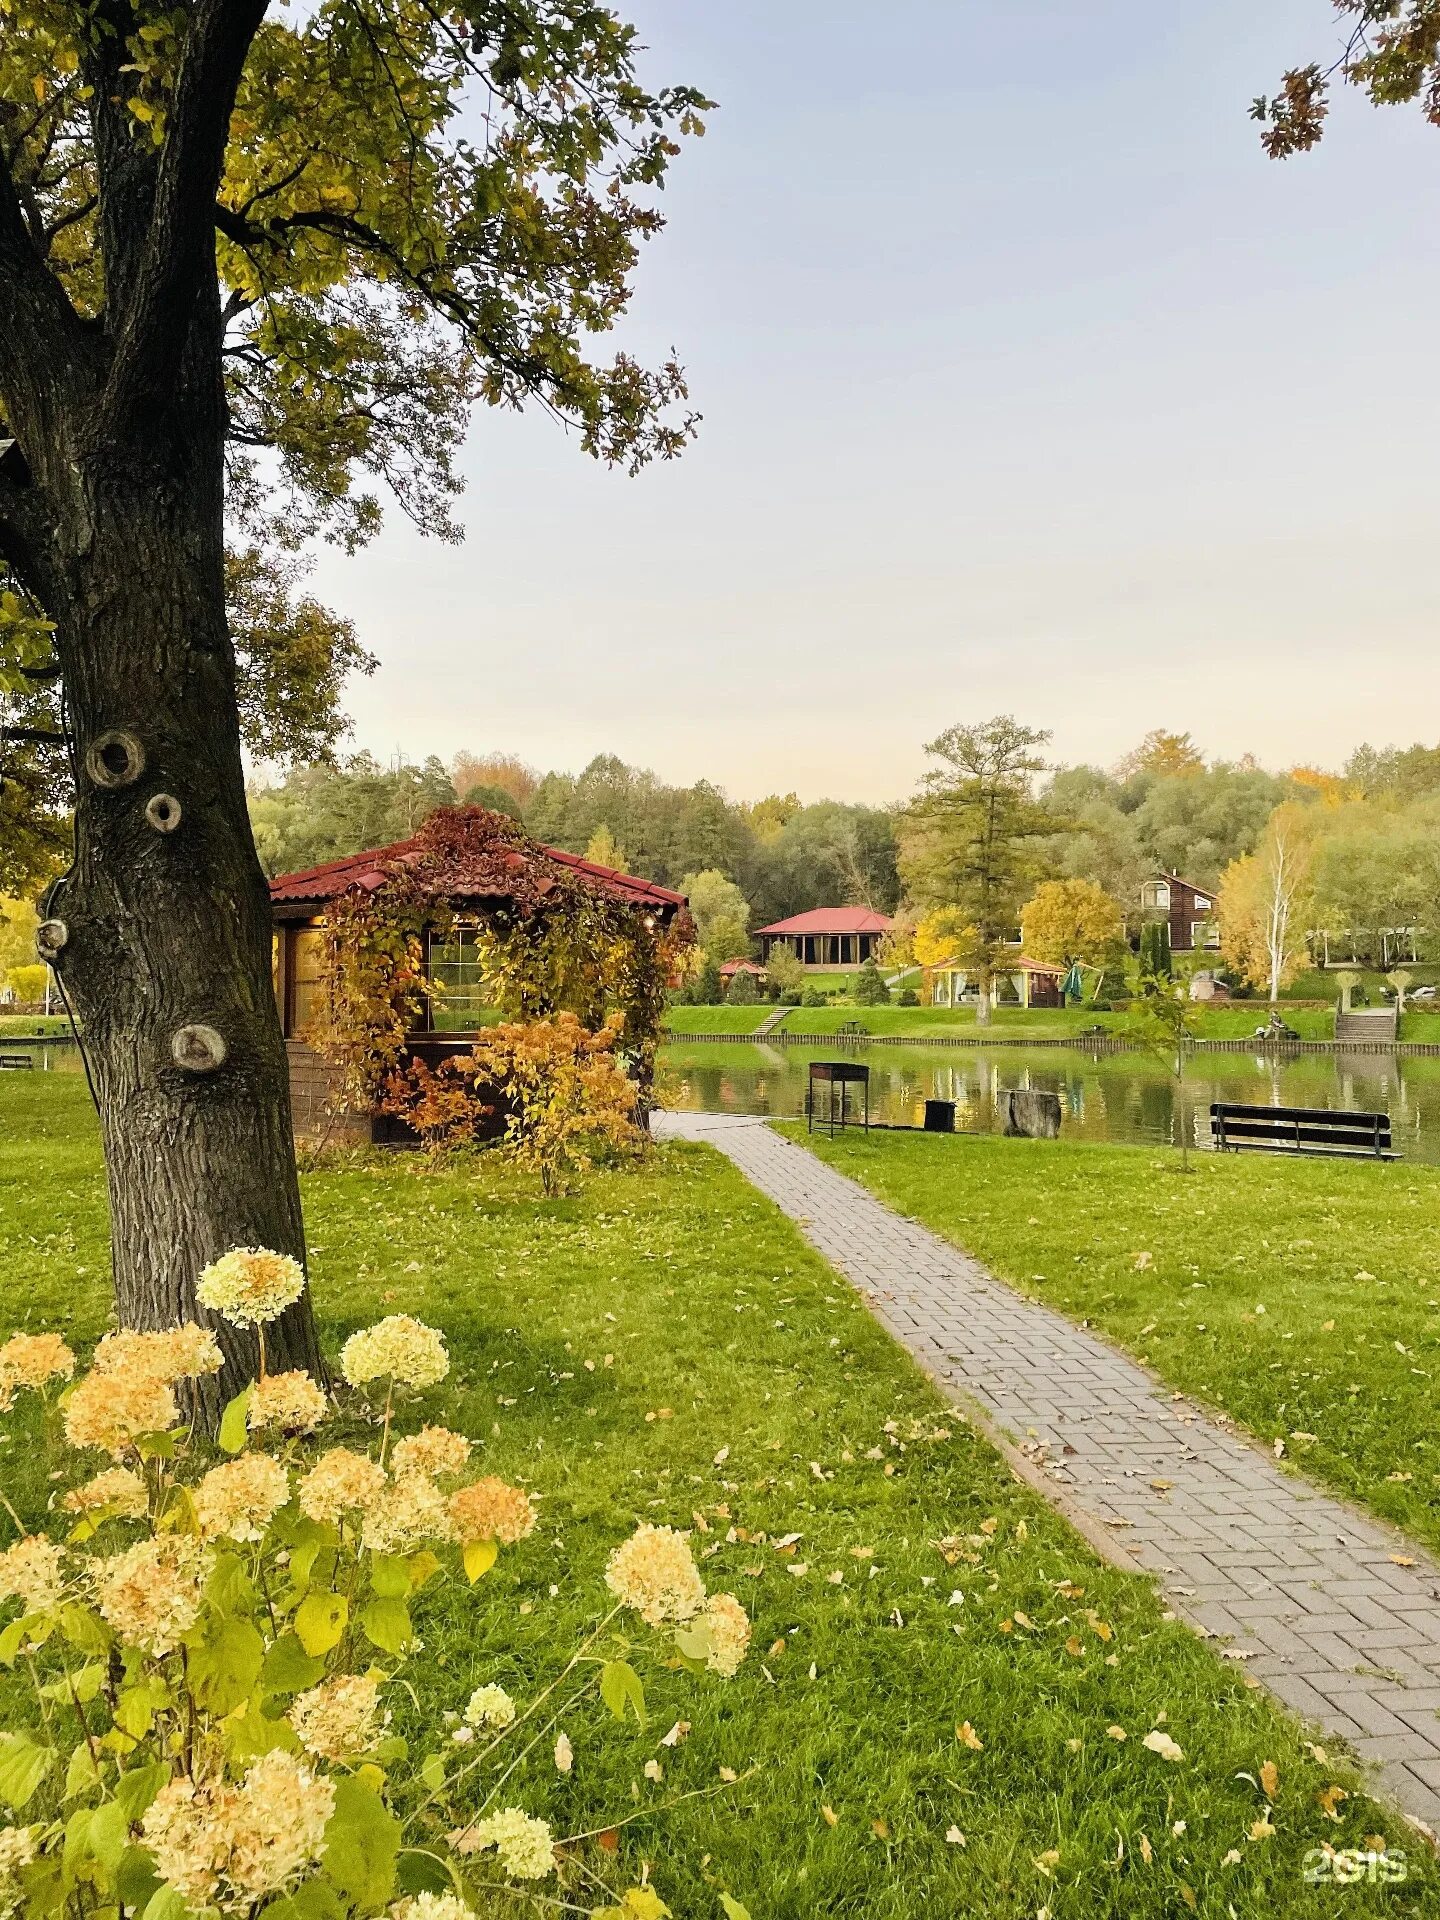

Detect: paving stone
[655, 1111, 1440, 1827]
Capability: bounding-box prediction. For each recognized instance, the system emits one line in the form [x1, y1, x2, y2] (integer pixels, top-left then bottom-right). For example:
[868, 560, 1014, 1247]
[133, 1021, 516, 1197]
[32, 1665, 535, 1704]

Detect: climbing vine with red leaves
[303, 807, 692, 1143]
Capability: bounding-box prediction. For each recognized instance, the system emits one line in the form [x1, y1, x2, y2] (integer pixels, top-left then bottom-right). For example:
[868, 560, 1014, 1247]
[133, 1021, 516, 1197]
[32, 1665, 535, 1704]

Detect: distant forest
[246, 729, 1440, 948]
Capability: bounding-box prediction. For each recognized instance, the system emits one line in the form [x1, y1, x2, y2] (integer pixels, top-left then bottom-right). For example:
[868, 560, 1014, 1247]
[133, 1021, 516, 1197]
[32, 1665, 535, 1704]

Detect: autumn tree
[1217, 805, 1317, 1003]
[1252, 2, 1440, 157]
[1115, 730, 1205, 780]
[680, 868, 750, 965]
[451, 750, 539, 808]
[900, 717, 1052, 1026]
[1020, 878, 1124, 970]
[0, 0, 707, 1390]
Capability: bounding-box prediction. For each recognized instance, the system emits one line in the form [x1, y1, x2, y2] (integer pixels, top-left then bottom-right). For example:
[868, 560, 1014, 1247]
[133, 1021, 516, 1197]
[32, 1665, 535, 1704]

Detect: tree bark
[40, 425, 321, 1411]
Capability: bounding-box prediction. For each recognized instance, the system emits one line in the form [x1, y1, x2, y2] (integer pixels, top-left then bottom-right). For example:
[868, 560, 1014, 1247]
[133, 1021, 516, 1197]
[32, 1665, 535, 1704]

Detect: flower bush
[0, 1264, 752, 1919]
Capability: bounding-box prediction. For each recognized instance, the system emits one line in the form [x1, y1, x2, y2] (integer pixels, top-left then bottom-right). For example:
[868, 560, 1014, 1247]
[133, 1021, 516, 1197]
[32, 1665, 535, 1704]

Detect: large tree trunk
[41, 428, 321, 1409]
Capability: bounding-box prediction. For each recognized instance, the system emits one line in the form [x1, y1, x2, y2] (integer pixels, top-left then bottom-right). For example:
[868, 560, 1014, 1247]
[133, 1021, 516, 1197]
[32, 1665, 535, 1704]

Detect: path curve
[655, 1110, 1440, 1829]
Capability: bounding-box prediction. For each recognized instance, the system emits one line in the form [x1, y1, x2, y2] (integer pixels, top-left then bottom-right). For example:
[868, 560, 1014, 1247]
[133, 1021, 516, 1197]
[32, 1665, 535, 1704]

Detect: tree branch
[102, 0, 271, 435]
[0, 141, 88, 424]
[0, 725, 66, 745]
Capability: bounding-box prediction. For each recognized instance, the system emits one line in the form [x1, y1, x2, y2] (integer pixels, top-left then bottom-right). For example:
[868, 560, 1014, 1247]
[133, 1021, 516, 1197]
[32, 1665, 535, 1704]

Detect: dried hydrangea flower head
[63, 1367, 177, 1458]
[194, 1454, 290, 1543]
[197, 1247, 306, 1328]
[63, 1466, 148, 1519]
[0, 1536, 66, 1612]
[702, 1592, 752, 1678]
[389, 1425, 471, 1479]
[92, 1536, 208, 1655]
[463, 1683, 516, 1730]
[361, 1473, 454, 1554]
[390, 1896, 475, 1920]
[248, 1369, 328, 1435]
[454, 1807, 555, 1880]
[142, 1751, 334, 1912]
[447, 1477, 537, 1547]
[93, 1323, 225, 1385]
[289, 1674, 381, 1761]
[297, 1447, 387, 1527]
[604, 1523, 706, 1628]
[340, 1315, 449, 1392]
[0, 1331, 75, 1409]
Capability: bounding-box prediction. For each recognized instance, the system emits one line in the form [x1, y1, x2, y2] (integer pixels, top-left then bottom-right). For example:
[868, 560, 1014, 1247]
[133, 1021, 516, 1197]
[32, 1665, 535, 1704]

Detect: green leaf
[218, 1385, 255, 1455]
[58, 1605, 112, 1656]
[289, 1522, 338, 1595]
[0, 1615, 43, 1666]
[599, 1659, 645, 1727]
[0, 1732, 55, 1808]
[63, 1742, 103, 1802]
[142, 1887, 191, 1920]
[264, 1880, 346, 1920]
[133, 1430, 178, 1461]
[113, 1762, 169, 1823]
[114, 1679, 170, 1742]
[186, 1614, 265, 1716]
[461, 1538, 497, 1584]
[323, 1777, 400, 1912]
[405, 1549, 442, 1592]
[260, 1632, 326, 1698]
[368, 1554, 410, 1600]
[115, 1844, 162, 1910]
[88, 1799, 131, 1876]
[394, 1850, 453, 1897]
[360, 1597, 411, 1656]
[418, 1754, 446, 1792]
[294, 1590, 348, 1657]
[673, 1619, 713, 1664]
[224, 1704, 301, 1765]
[719, 1898, 752, 1920]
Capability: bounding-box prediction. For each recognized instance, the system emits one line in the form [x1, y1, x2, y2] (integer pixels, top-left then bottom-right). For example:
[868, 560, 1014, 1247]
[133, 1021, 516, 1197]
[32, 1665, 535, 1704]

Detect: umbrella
[1059, 962, 1084, 1004]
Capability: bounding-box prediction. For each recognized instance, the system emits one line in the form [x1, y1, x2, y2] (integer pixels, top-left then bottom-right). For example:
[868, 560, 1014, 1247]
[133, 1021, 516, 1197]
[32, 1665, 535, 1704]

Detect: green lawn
[793, 1127, 1440, 1557]
[1, 1078, 1428, 1914]
[0, 1012, 70, 1037]
[669, 1003, 1354, 1041]
[663, 1005, 776, 1035]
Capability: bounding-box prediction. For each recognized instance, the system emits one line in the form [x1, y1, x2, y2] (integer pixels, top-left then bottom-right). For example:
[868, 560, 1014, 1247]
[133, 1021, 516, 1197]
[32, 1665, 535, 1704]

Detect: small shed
[718, 958, 766, 986]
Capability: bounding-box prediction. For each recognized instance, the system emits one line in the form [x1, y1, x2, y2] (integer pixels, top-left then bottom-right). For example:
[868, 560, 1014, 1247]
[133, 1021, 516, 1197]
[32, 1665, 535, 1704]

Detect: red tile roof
[269, 832, 686, 914]
[756, 907, 894, 937]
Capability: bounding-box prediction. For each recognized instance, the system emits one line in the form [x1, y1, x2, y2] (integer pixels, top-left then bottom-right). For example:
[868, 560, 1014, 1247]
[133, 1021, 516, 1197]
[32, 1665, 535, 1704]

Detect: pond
[11, 1035, 1439, 1163]
[657, 1040, 1440, 1163]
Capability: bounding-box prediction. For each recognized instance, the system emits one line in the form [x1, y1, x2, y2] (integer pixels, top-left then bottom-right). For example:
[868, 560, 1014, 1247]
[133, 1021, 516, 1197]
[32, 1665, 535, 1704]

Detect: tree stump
[1001, 1089, 1062, 1139]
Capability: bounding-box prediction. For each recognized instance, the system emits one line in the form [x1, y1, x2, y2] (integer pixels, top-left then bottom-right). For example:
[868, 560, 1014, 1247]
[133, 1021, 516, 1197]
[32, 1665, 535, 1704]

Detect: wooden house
[756, 907, 893, 970]
[1139, 872, 1220, 955]
[270, 810, 686, 1141]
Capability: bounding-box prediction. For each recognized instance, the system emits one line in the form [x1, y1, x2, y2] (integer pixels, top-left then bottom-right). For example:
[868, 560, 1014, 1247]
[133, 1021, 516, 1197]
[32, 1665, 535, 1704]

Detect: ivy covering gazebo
[269, 807, 692, 1144]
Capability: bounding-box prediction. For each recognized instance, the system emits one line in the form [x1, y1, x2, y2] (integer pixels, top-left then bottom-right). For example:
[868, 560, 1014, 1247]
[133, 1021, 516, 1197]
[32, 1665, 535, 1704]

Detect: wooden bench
[0, 1053, 34, 1070]
[1210, 1102, 1396, 1160]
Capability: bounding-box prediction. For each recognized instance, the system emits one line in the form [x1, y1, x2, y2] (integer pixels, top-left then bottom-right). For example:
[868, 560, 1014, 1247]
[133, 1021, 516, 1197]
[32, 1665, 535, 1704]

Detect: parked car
[1412, 985, 1437, 1001]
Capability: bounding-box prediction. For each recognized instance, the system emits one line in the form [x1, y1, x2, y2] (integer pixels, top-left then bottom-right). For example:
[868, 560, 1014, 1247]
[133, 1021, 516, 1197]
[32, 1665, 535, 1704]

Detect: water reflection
[658, 1043, 1440, 1164]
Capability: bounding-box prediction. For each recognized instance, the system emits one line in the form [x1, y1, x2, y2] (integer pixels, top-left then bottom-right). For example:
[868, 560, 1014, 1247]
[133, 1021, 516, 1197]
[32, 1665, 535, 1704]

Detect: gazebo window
[428, 927, 491, 1032]
[290, 927, 327, 1035]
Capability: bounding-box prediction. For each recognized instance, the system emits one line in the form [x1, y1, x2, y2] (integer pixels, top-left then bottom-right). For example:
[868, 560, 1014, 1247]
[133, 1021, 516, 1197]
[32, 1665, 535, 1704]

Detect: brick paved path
[656, 1111, 1440, 1828]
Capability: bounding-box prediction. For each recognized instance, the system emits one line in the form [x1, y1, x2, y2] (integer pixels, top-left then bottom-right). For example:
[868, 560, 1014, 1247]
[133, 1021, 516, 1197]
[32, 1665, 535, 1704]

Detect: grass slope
[793, 1128, 1440, 1557]
[0, 1079, 1429, 1914]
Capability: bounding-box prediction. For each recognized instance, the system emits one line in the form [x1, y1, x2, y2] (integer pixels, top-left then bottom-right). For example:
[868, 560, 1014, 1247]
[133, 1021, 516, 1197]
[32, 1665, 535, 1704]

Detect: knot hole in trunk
[84, 729, 146, 788]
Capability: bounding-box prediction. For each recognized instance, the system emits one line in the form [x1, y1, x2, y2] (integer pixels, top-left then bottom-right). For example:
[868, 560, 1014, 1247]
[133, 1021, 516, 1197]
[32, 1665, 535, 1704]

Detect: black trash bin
[923, 1099, 955, 1133]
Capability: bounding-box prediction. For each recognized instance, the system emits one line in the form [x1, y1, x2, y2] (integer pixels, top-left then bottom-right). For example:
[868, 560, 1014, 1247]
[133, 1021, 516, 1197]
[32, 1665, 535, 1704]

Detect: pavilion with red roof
[756, 907, 893, 971]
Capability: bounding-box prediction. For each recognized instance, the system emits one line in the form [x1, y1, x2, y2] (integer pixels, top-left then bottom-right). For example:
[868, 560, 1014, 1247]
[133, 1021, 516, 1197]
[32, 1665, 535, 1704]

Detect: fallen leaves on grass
[1142, 1730, 1184, 1762]
[956, 1721, 984, 1751]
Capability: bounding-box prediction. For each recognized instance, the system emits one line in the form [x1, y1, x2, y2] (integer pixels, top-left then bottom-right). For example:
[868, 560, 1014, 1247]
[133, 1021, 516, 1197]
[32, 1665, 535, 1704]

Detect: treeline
[243, 728, 1440, 980]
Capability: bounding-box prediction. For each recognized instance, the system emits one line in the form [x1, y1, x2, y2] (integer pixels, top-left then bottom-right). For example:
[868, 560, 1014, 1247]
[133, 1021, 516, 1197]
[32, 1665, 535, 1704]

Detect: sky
[309, 0, 1440, 806]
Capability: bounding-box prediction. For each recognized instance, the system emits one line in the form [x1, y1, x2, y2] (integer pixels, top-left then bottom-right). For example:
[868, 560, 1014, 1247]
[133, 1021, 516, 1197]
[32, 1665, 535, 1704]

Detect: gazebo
[928, 955, 1065, 1010]
[269, 807, 688, 1139]
[756, 907, 893, 971]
